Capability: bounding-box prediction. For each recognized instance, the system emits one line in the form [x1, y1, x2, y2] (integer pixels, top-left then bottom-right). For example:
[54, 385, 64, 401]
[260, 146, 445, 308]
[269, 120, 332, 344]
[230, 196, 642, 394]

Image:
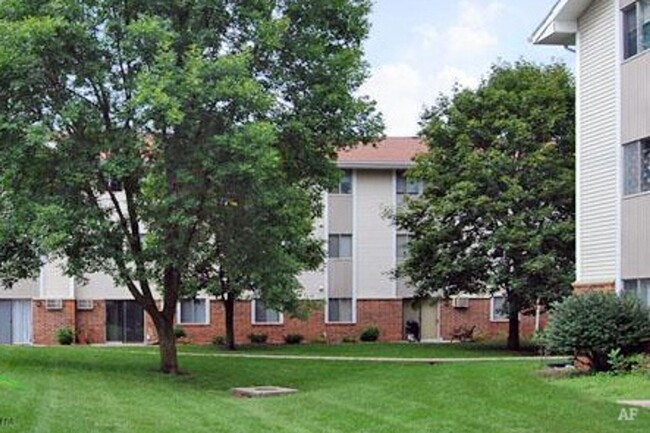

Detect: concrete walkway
[129, 350, 569, 364]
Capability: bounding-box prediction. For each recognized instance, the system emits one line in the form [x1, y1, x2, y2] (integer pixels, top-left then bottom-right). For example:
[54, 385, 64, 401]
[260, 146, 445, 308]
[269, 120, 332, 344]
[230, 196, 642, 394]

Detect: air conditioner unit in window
[77, 300, 94, 311]
[45, 299, 63, 311]
[452, 297, 469, 309]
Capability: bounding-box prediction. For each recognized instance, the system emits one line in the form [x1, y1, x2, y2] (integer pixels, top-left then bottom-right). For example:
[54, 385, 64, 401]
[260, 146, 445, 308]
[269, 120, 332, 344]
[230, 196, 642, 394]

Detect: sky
[360, 0, 573, 136]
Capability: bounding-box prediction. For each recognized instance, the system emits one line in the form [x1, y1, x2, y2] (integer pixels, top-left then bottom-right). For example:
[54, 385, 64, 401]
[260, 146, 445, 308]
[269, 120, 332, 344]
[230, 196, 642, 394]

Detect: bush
[212, 335, 226, 346]
[360, 326, 380, 342]
[56, 327, 74, 345]
[174, 326, 187, 339]
[284, 334, 304, 345]
[545, 292, 650, 371]
[248, 333, 268, 344]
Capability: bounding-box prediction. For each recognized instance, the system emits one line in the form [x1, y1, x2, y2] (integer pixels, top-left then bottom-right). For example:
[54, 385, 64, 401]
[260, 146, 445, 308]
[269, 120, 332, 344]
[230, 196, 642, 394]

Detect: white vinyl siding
[576, 0, 618, 282]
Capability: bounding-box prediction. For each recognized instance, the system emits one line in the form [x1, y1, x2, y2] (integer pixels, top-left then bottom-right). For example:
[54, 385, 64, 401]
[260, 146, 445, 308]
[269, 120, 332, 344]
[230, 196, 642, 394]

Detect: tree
[396, 61, 575, 350]
[0, 0, 381, 373]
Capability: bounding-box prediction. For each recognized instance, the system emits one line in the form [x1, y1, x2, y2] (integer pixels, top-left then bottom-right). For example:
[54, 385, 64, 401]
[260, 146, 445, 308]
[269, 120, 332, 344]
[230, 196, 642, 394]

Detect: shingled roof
[337, 137, 427, 169]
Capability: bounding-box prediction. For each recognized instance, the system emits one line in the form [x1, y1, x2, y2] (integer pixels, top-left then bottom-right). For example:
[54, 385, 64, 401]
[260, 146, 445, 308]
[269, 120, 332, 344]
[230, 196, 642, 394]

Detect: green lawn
[0, 344, 648, 432]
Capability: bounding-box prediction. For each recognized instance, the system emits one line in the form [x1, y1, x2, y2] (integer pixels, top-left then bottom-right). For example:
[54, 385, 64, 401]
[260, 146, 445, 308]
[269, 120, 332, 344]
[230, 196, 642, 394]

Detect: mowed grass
[0, 345, 647, 433]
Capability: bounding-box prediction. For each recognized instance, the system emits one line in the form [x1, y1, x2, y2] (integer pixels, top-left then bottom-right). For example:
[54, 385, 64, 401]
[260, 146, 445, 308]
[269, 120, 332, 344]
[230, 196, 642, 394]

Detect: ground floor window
[328, 298, 354, 323]
[623, 279, 650, 307]
[179, 299, 208, 324]
[490, 295, 508, 322]
[253, 300, 282, 324]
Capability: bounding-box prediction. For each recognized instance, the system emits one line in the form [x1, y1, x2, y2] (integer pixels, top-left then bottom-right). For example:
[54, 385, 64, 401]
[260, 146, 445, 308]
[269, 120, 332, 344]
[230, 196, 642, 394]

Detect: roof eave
[337, 161, 416, 170]
[530, 0, 592, 46]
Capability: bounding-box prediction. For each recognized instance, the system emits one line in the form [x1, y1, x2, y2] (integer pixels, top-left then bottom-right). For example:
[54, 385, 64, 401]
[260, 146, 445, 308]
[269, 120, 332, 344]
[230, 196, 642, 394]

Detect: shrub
[248, 333, 268, 344]
[56, 327, 74, 345]
[284, 334, 304, 345]
[545, 292, 650, 371]
[174, 326, 187, 339]
[212, 335, 226, 346]
[360, 326, 380, 342]
[342, 336, 357, 343]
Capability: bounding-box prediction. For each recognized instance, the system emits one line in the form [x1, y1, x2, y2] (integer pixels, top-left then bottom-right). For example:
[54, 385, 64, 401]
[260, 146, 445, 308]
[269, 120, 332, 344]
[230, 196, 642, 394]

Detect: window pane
[396, 234, 410, 260]
[396, 171, 406, 194]
[180, 300, 195, 323]
[340, 170, 352, 194]
[254, 300, 280, 323]
[328, 235, 339, 258]
[406, 179, 421, 194]
[642, 0, 650, 51]
[328, 298, 353, 322]
[624, 6, 638, 58]
[492, 296, 508, 320]
[639, 279, 650, 307]
[339, 235, 352, 258]
[624, 142, 640, 195]
[193, 299, 206, 323]
[642, 140, 650, 192]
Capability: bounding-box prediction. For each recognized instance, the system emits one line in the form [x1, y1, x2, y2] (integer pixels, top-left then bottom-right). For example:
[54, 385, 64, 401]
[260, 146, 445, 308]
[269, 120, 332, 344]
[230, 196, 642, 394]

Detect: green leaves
[397, 60, 575, 312]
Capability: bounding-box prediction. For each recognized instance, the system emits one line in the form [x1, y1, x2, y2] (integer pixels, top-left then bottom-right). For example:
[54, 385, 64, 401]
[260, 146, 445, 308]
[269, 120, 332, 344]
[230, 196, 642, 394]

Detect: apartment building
[0, 137, 540, 345]
[533, 0, 650, 307]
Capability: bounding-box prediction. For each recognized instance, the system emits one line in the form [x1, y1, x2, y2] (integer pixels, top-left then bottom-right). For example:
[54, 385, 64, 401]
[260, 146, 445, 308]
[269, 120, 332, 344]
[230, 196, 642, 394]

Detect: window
[396, 234, 411, 261]
[623, 279, 650, 307]
[330, 169, 352, 194]
[328, 234, 352, 258]
[179, 299, 208, 324]
[490, 295, 508, 322]
[623, 1, 650, 59]
[328, 298, 354, 322]
[624, 139, 650, 195]
[396, 171, 423, 195]
[253, 300, 282, 324]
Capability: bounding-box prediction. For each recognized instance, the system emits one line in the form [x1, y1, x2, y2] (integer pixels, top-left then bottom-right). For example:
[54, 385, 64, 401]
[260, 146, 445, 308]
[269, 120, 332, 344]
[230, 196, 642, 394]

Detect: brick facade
[572, 281, 616, 294]
[75, 300, 106, 344]
[32, 300, 76, 345]
[439, 299, 545, 341]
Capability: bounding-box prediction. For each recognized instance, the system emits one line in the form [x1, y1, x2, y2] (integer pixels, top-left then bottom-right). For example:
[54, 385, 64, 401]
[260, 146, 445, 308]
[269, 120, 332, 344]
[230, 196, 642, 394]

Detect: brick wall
[439, 298, 546, 341]
[179, 299, 403, 345]
[32, 300, 76, 345]
[75, 300, 106, 344]
[572, 281, 616, 293]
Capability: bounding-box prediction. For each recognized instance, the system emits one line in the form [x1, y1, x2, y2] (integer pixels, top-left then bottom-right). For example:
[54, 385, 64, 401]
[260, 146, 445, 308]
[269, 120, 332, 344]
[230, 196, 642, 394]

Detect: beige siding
[327, 195, 352, 234]
[76, 272, 134, 300]
[327, 259, 353, 297]
[355, 170, 395, 298]
[41, 260, 72, 298]
[298, 213, 326, 299]
[576, 0, 618, 282]
[622, 52, 650, 144]
[622, 195, 650, 277]
[396, 277, 415, 298]
[0, 279, 38, 299]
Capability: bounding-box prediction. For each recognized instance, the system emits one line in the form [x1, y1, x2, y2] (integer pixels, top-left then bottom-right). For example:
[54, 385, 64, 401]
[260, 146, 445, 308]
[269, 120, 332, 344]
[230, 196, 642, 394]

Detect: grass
[0, 344, 647, 432]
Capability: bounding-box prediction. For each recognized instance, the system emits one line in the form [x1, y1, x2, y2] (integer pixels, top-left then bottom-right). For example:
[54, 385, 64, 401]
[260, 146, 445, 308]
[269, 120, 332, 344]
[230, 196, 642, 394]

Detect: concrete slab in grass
[232, 386, 298, 398]
[618, 400, 650, 409]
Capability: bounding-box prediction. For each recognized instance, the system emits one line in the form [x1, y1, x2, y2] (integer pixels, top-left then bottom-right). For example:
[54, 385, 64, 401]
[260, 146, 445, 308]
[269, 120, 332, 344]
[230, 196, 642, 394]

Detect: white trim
[68, 277, 75, 299]
[352, 168, 358, 324]
[530, 0, 593, 45]
[38, 262, 45, 299]
[575, 27, 582, 281]
[337, 161, 415, 170]
[251, 299, 284, 325]
[323, 190, 329, 317]
[615, 1, 624, 293]
[176, 298, 210, 325]
[392, 169, 398, 298]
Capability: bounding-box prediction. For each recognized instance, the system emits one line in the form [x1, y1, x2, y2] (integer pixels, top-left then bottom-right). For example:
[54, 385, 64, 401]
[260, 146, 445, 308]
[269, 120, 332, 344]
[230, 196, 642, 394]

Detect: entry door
[11, 301, 32, 344]
[420, 301, 439, 341]
[0, 301, 11, 344]
[106, 301, 144, 343]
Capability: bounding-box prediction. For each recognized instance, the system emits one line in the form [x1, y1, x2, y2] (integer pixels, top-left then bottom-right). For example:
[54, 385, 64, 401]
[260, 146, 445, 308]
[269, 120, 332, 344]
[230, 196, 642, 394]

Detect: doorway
[106, 300, 144, 343]
[403, 299, 439, 341]
[0, 300, 32, 344]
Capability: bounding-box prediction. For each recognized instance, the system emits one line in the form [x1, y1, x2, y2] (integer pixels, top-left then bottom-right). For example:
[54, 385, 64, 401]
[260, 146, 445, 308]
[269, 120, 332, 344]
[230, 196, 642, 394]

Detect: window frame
[396, 234, 411, 262]
[328, 234, 353, 258]
[623, 138, 650, 196]
[623, 0, 650, 60]
[329, 169, 353, 194]
[489, 295, 509, 322]
[251, 299, 284, 325]
[177, 298, 210, 325]
[326, 298, 355, 324]
[623, 279, 650, 307]
[396, 171, 423, 196]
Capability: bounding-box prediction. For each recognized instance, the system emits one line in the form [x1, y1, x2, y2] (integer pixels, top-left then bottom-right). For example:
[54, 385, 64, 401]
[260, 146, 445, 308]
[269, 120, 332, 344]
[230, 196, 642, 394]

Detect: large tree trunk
[155, 316, 179, 374]
[224, 293, 236, 351]
[507, 309, 520, 351]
